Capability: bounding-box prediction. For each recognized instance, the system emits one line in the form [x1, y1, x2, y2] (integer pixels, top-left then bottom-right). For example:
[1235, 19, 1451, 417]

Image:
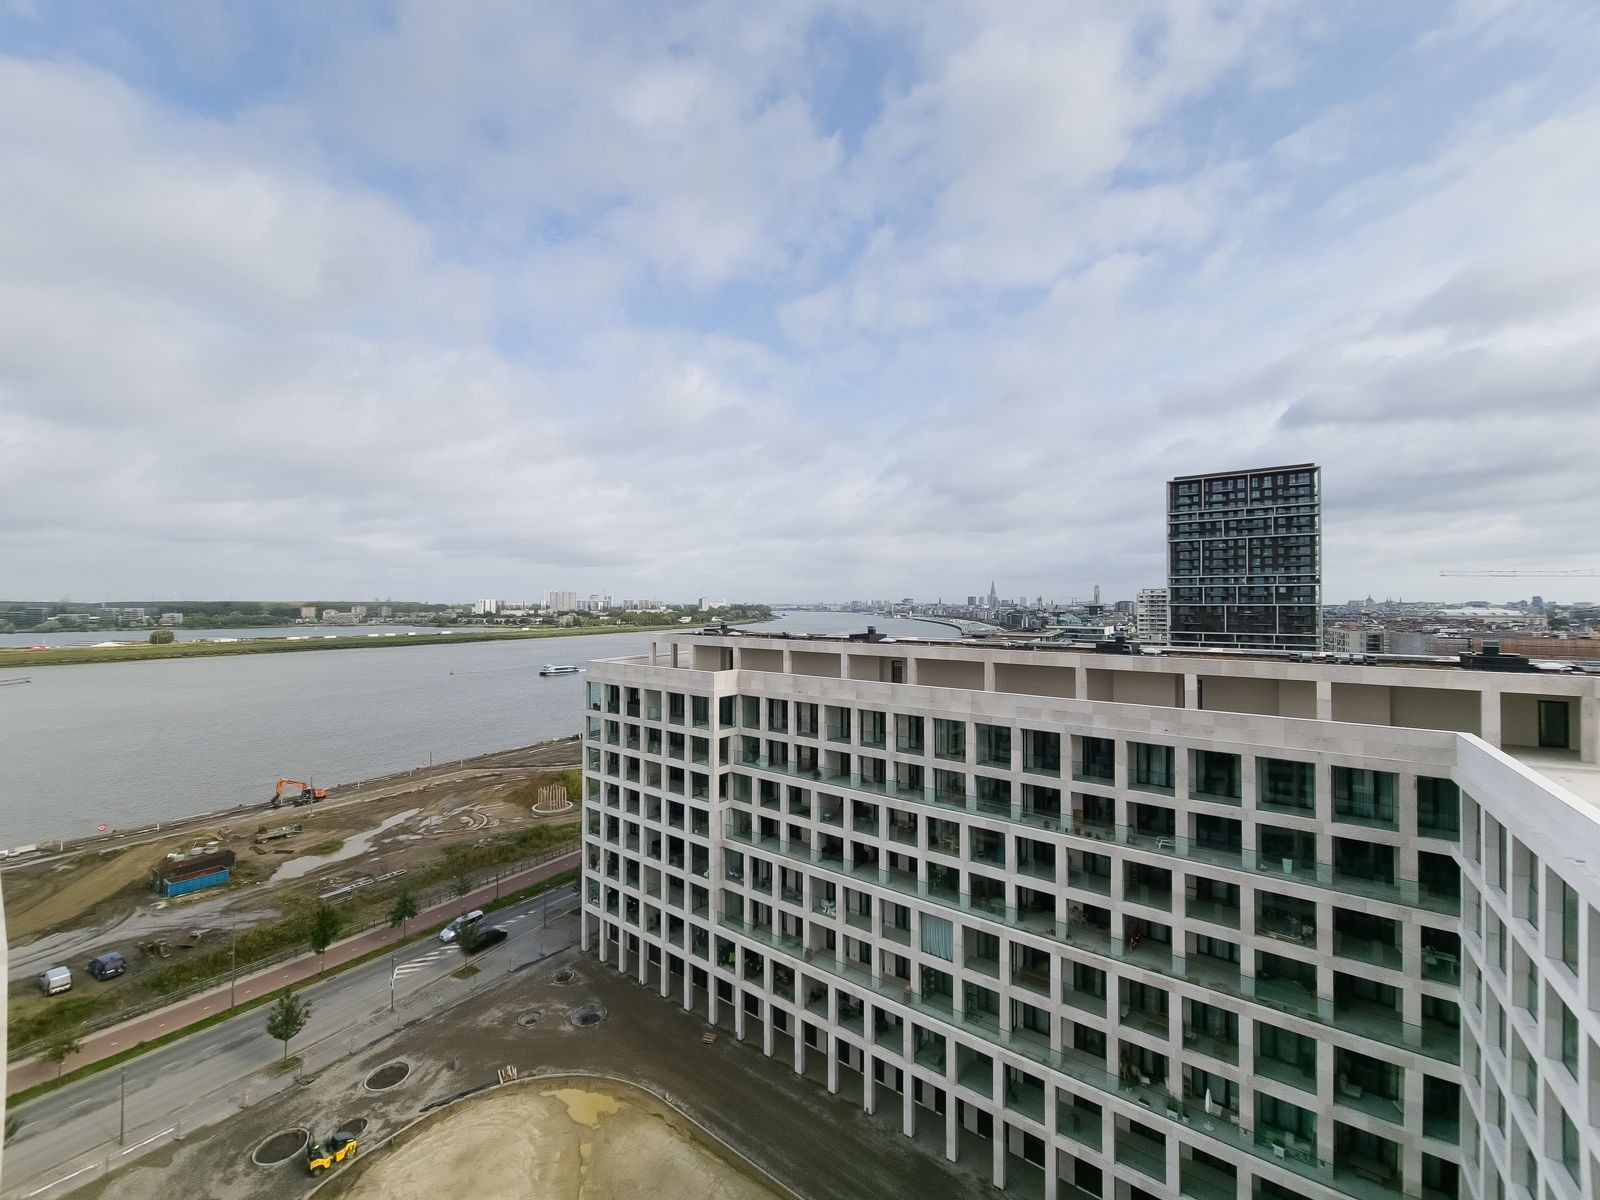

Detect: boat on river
[539, 664, 581, 676]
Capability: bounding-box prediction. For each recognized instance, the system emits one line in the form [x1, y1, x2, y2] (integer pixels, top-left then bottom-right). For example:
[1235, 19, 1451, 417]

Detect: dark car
[86, 952, 126, 981]
[458, 926, 508, 954]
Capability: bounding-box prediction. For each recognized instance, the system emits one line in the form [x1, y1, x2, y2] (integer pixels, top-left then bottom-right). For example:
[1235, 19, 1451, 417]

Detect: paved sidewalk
[5, 850, 578, 1094]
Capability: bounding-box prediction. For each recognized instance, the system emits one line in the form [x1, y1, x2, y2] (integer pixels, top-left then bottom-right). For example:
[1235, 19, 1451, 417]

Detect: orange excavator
[271, 778, 327, 808]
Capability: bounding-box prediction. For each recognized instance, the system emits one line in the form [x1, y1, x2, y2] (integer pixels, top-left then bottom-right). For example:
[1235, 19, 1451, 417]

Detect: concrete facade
[581, 633, 1600, 1200]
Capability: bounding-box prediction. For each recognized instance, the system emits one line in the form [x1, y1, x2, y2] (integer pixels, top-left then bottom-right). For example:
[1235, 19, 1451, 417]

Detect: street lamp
[229, 923, 238, 1009]
[389, 953, 398, 1014]
[119, 1067, 126, 1145]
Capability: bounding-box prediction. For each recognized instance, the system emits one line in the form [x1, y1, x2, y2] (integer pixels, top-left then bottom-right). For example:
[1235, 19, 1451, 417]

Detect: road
[1, 885, 580, 1197]
[7, 851, 579, 1092]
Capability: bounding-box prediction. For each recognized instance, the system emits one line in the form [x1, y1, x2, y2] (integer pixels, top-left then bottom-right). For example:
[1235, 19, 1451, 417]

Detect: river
[0, 613, 956, 846]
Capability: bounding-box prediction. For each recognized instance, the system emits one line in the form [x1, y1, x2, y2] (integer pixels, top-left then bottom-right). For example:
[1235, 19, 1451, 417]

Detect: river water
[0, 613, 955, 845]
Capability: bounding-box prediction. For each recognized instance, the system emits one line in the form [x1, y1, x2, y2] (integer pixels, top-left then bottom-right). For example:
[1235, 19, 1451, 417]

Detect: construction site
[2, 739, 583, 1054]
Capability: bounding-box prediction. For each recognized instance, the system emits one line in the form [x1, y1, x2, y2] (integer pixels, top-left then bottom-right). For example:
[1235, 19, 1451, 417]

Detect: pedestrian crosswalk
[393, 947, 453, 979]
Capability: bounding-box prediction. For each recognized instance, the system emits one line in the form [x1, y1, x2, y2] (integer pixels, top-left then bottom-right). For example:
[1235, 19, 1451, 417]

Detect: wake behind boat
[539, 664, 581, 676]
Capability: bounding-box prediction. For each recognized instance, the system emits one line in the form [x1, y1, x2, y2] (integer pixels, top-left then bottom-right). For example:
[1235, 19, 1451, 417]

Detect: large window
[1132, 743, 1174, 793]
[1417, 776, 1460, 839]
[934, 719, 966, 761]
[1258, 758, 1315, 813]
[1332, 767, 1396, 827]
[1191, 750, 1240, 801]
[975, 723, 1011, 768]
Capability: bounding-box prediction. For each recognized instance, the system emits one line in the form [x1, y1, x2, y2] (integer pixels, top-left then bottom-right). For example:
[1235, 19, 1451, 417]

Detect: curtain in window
[920, 913, 954, 961]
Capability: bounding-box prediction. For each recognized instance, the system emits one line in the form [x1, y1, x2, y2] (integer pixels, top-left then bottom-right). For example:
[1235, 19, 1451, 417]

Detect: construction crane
[1439, 570, 1597, 577]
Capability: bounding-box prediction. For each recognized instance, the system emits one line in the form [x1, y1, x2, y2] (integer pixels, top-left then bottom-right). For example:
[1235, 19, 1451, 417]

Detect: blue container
[162, 868, 230, 897]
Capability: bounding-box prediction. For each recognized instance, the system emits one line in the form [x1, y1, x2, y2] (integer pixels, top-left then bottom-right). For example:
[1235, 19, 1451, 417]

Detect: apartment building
[1135, 589, 1169, 645]
[581, 631, 1600, 1200]
[1168, 464, 1321, 653]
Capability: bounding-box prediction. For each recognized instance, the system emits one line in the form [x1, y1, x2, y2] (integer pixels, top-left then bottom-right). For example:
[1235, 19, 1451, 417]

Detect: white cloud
[2, 3, 1598, 604]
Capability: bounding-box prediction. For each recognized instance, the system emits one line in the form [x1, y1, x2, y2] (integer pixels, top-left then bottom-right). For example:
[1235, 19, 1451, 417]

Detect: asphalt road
[1, 885, 579, 1197]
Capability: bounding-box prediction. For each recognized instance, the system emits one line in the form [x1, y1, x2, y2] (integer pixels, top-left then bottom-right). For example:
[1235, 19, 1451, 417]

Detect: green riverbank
[0, 622, 718, 670]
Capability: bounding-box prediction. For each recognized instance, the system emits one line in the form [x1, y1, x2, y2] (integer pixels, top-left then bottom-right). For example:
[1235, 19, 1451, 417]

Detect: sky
[2, 1, 1597, 606]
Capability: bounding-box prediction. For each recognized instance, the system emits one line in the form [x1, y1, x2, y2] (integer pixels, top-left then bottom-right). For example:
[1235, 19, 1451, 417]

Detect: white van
[438, 910, 485, 943]
[38, 966, 72, 995]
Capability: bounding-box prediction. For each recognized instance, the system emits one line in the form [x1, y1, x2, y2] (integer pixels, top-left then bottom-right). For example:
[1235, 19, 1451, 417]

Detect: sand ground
[341, 1086, 782, 1200]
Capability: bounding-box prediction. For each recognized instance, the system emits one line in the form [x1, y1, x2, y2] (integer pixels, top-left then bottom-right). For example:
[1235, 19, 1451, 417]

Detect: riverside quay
[580, 630, 1600, 1200]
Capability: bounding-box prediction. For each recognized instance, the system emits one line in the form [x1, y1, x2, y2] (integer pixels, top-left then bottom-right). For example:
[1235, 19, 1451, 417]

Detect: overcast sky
[2, 2, 1597, 606]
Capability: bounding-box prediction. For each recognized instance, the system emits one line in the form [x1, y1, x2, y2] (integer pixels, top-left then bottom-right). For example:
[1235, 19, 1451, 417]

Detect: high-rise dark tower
[987, 581, 999, 610]
[1167, 464, 1322, 652]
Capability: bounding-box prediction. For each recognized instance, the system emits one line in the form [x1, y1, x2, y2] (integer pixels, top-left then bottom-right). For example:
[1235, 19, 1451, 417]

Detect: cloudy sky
[2, 1, 1597, 606]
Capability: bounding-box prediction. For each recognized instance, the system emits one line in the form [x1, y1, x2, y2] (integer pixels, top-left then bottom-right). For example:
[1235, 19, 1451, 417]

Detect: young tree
[308, 903, 343, 967]
[148, 629, 175, 644]
[450, 871, 473, 902]
[387, 887, 420, 936]
[44, 1032, 83, 1078]
[265, 990, 312, 1062]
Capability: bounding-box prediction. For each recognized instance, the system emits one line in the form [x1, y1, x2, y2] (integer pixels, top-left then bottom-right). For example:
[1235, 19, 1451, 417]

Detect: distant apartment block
[583, 629, 1600, 1200]
[547, 590, 578, 613]
[1135, 588, 1169, 644]
[1168, 465, 1321, 653]
[472, 599, 502, 616]
[158, 611, 184, 626]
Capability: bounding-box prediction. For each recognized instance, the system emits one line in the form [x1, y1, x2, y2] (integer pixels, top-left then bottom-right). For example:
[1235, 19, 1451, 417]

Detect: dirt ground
[2, 740, 581, 991]
[340, 1085, 782, 1200]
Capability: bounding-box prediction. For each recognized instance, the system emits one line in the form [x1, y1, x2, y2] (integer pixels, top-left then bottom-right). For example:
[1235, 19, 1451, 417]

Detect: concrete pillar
[863, 1057, 877, 1115]
[944, 1091, 959, 1162]
[708, 985, 719, 1028]
[660, 952, 671, 999]
[1184, 673, 1200, 710]
[906, 658, 919, 685]
[983, 660, 996, 692]
[637, 938, 648, 985]
[903, 1078, 916, 1137]
[580, 907, 592, 952]
[1481, 690, 1502, 749]
[734, 988, 747, 1041]
[682, 962, 694, 1012]
[991, 1119, 1006, 1187]
[827, 1034, 840, 1095]
[794, 1024, 807, 1075]
[1316, 678, 1333, 721]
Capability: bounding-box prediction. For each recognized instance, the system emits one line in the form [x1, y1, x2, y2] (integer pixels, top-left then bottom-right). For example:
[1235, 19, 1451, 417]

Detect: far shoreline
[0, 620, 744, 670]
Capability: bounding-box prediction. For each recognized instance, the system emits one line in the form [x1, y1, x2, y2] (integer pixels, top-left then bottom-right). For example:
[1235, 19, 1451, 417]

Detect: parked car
[38, 966, 72, 995]
[86, 952, 127, 981]
[458, 926, 508, 953]
[438, 910, 485, 943]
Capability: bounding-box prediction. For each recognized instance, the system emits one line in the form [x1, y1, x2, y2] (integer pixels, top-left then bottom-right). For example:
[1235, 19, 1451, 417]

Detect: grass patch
[6, 870, 579, 1107]
[451, 965, 481, 980]
[305, 840, 344, 857]
[277, 1055, 302, 1073]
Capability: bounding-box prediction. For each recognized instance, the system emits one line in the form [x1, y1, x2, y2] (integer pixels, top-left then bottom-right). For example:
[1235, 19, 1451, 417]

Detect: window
[1417, 776, 1459, 839]
[1258, 758, 1314, 812]
[933, 719, 965, 761]
[1559, 880, 1579, 973]
[1075, 736, 1115, 783]
[1132, 743, 1174, 793]
[975, 723, 1010, 768]
[1191, 750, 1240, 801]
[1332, 767, 1396, 827]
